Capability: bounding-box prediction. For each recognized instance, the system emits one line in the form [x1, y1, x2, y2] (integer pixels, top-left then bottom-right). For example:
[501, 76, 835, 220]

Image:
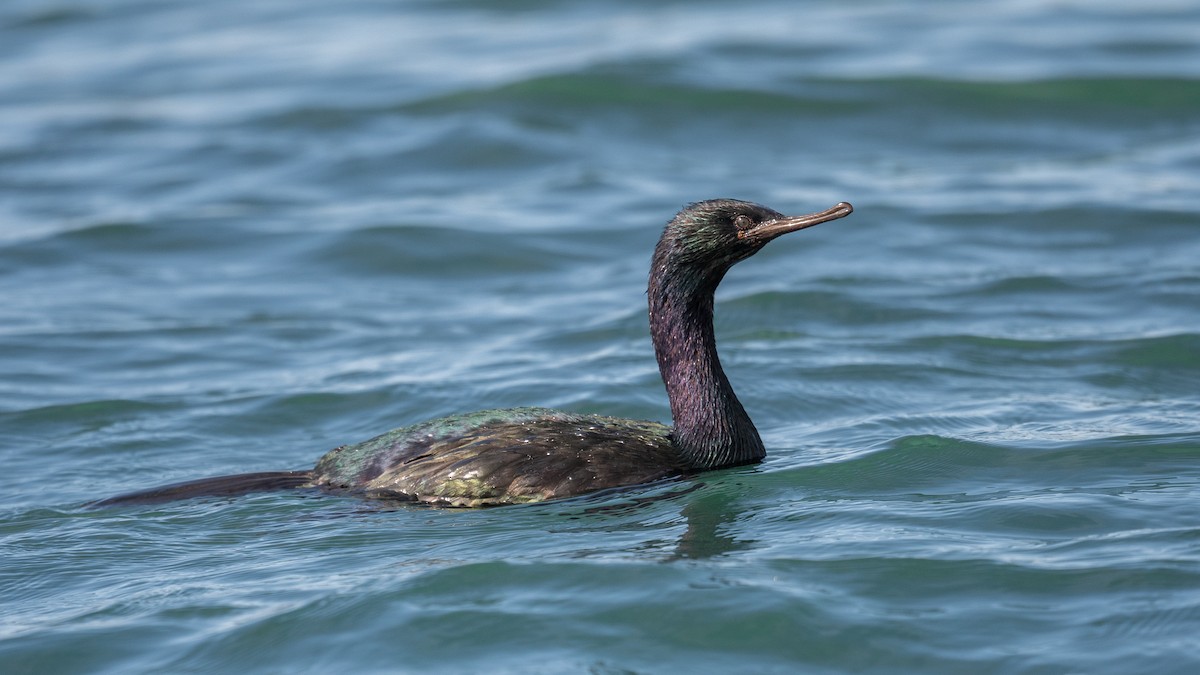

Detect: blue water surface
[2, 1, 1199, 673]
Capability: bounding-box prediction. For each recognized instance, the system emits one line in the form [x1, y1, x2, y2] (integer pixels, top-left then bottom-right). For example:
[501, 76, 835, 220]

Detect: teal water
[3, 0, 1200, 672]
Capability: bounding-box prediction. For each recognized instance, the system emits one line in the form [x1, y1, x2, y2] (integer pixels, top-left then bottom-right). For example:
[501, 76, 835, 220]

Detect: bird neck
[648, 258, 766, 470]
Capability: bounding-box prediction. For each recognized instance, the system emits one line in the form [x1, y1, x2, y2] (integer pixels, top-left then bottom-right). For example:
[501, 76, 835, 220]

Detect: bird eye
[733, 214, 753, 230]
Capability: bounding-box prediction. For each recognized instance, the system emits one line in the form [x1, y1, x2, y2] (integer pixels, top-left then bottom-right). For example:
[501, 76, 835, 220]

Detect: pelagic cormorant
[93, 199, 853, 508]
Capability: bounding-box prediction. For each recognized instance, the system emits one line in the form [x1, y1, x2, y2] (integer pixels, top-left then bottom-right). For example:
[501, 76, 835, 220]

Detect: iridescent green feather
[310, 407, 680, 506]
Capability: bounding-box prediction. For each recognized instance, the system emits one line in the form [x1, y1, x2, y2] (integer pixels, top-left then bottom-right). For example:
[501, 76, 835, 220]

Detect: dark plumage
[92, 199, 852, 508]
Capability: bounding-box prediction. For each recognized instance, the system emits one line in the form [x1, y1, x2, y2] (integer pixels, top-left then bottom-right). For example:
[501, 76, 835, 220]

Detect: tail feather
[88, 470, 314, 508]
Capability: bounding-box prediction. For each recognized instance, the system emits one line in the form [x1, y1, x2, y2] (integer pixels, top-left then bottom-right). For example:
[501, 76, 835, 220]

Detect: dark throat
[648, 253, 766, 470]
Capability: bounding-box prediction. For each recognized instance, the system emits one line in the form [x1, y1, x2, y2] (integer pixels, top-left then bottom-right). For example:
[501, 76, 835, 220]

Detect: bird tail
[87, 470, 314, 508]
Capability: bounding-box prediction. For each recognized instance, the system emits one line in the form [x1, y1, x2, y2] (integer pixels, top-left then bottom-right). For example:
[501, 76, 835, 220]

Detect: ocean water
[2, 0, 1199, 672]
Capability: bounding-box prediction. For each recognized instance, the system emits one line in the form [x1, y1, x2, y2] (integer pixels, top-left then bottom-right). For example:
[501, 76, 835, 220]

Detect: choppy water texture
[3, 0, 1200, 673]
